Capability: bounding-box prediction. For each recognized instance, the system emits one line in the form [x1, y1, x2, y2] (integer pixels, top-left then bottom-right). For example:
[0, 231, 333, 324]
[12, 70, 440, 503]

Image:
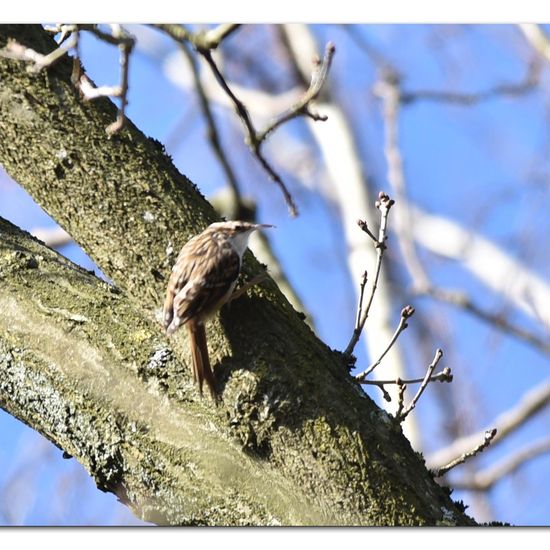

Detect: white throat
[230, 229, 255, 259]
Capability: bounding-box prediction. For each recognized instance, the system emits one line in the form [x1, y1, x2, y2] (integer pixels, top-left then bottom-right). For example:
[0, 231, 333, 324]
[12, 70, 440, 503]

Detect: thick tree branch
[0, 216, 317, 525]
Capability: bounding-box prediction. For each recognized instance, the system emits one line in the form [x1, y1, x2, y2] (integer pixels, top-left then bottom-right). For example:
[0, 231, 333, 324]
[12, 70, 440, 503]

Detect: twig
[361, 368, 452, 387]
[395, 383, 407, 417]
[198, 47, 299, 216]
[400, 60, 540, 105]
[158, 26, 335, 217]
[343, 192, 395, 359]
[433, 428, 498, 478]
[450, 437, 550, 490]
[362, 368, 452, 406]
[255, 43, 335, 143]
[105, 25, 134, 135]
[72, 25, 134, 134]
[179, 40, 243, 210]
[354, 271, 369, 333]
[426, 378, 550, 470]
[398, 348, 444, 422]
[357, 219, 377, 242]
[355, 305, 415, 381]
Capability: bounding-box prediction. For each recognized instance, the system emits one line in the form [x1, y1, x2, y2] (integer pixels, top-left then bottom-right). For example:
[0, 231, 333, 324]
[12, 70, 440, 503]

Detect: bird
[163, 221, 273, 398]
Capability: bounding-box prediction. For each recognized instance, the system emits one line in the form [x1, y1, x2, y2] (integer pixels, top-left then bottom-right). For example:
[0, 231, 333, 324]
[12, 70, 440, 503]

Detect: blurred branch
[519, 24, 550, 62]
[451, 437, 550, 491]
[401, 60, 540, 105]
[410, 207, 550, 333]
[434, 428, 498, 478]
[375, 69, 431, 291]
[427, 379, 550, 470]
[419, 286, 550, 357]
[179, 40, 244, 213]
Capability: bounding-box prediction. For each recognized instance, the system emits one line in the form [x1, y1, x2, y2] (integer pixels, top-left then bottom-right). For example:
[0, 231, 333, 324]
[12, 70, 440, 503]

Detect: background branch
[427, 379, 550, 471]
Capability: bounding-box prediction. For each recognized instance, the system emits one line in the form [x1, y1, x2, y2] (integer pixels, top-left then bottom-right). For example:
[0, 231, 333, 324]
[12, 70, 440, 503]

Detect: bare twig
[400, 61, 540, 105]
[354, 271, 369, 334]
[362, 367, 452, 406]
[343, 192, 395, 359]
[361, 368, 452, 387]
[395, 383, 407, 418]
[426, 379, 550, 470]
[398, 348, 444, 422]
[355, 305, 415, 381]
[357, 219, 377, 242]
[179, 40, 243, 210]
[69, 25, 135, 134]
[450, 437, 550, 491]
[255, 43, 335, 143]
[434, 428, 498, 478]
[199, 47, 299, 216]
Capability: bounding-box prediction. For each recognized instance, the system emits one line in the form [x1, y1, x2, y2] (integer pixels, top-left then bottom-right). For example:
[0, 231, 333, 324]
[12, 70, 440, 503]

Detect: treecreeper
[163, 221, 273, 398]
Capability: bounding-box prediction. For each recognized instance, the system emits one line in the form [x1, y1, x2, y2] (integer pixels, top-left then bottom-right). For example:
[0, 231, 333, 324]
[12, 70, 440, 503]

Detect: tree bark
[0, 24, 474, 525]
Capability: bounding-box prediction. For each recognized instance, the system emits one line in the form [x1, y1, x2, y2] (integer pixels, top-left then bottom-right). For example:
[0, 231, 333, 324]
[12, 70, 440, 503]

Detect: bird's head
[208, 221, 274, 256]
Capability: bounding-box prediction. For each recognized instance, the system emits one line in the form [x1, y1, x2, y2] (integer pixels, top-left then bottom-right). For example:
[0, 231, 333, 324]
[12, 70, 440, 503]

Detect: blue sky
[1, 24, 549, 525]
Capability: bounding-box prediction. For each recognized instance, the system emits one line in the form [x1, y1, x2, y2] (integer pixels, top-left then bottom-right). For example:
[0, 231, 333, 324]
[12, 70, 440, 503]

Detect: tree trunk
[0, 24, 474, 525]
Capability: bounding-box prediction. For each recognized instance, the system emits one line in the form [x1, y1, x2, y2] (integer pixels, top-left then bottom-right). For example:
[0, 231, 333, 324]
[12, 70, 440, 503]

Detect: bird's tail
[187, 321, 218, 400]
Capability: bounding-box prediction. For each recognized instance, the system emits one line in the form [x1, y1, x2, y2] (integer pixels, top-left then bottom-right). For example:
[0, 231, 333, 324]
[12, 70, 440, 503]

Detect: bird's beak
[255, 224, 275, 229]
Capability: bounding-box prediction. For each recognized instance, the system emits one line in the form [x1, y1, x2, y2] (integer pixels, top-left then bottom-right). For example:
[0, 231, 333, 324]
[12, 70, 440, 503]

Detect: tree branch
[450, 437, 550, 491]
[433, 428, 498, 478]
[426, 379, 550, 471]
[344, 192, 395, 359]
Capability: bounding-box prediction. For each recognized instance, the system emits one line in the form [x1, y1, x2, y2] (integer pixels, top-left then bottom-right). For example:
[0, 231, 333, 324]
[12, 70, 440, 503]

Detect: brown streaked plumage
[163, 221, 272, 398]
